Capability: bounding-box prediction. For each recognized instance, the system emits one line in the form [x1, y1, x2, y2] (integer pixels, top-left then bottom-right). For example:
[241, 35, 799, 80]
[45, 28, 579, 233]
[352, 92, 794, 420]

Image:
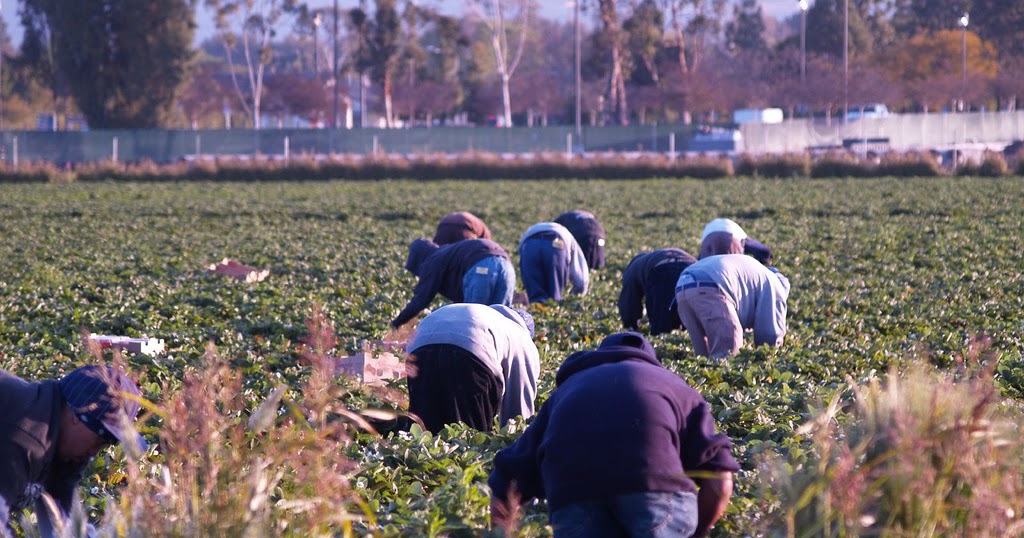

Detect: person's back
[0, 370, 63, 523]
[489, 333, 738, 538]
[677, 254, 789, 357]
[554, 210, 606, 269]
[393, 238, 513, 327]
[619, 248, 696, 335]
[518, 222, 589, 303]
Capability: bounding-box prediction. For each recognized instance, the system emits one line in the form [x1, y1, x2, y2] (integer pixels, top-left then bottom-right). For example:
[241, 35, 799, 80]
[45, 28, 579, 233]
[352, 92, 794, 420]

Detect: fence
[1, 111, 1021, 164]
[0, 124, 697, 165]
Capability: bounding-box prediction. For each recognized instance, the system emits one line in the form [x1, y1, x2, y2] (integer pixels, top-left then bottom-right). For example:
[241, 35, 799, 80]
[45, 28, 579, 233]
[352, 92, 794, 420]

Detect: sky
[0, 0, 802, 47]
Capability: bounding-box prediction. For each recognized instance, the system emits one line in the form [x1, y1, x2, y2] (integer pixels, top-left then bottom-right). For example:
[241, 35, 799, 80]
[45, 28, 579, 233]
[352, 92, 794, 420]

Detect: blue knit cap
[405, 238, 439, 276]
[59, 365, 147, 451]
[511, 308, 535, 338]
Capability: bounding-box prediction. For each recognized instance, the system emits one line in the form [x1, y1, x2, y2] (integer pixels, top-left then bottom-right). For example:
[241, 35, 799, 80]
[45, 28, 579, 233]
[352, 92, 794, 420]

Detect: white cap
[701, 218, 747, 241]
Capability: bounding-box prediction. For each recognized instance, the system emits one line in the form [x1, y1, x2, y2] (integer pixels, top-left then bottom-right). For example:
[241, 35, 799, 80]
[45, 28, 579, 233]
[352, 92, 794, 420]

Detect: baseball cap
[700, 218, 747, 242]
[59, 365, 148, 451]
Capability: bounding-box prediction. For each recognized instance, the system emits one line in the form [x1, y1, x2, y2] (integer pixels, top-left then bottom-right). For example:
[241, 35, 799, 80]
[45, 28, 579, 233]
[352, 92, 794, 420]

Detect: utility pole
[574, 0, 582, 138]
[843, 0, 848, 123]
[333, 0, 340, 129]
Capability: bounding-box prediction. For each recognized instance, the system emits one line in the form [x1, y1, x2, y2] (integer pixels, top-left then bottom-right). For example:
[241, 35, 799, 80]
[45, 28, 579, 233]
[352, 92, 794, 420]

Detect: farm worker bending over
[405, 303, 539, 433]
[488, 332, 738, 538]
[518, 222, 589, 304]
[675, 252, 789, 359]
[554, 210, 607, 269]
[433, 211, 492, 246]
[618, 248, 698, 336]
[698, 217, 791, 296]
[1, 365, 147, 535]
[392, 238, 515, 328]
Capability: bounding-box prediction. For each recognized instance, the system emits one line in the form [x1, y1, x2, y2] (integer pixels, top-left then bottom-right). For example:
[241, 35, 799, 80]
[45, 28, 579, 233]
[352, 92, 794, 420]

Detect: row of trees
[1, 0, 1023, 131]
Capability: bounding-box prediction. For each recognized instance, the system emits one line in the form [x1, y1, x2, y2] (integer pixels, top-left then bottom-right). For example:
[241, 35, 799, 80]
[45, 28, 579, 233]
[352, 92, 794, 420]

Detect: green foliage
[2, 177, 1024, 535]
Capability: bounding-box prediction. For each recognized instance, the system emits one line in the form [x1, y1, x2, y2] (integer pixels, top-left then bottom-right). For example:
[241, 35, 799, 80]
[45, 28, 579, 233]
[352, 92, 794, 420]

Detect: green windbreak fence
[0, 125, 700, 164]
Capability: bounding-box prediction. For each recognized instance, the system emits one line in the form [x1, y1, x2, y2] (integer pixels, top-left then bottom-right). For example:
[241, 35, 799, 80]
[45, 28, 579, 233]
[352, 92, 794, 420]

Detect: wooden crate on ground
[206, 258, 270, 283]
[88, 334, 165, 355]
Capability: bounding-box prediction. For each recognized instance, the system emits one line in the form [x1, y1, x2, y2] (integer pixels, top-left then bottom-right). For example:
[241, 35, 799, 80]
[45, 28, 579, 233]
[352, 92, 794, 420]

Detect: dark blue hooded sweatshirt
[488, 332, 739, 512]
[392, 238, 509, 327]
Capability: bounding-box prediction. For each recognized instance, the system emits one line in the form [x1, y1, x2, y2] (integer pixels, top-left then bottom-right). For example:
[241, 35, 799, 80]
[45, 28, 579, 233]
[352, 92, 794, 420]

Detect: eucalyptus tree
[467, 0, 534, 127]
[206, 0, 303, 129]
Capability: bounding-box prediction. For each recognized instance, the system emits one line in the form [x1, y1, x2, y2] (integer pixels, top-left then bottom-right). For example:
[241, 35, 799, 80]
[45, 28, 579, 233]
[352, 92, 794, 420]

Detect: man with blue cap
[405, 303, 539, 433]
[489, 332, 738, 537]
[1, 364, 146, 533]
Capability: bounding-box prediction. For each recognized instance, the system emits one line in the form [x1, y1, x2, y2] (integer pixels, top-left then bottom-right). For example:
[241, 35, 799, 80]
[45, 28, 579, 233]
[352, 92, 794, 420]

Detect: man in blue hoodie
[392, 238, 515, 328]
[553, 210, 606, 270]
[488, 332, 738, 538]
[618, 248, 698, 336]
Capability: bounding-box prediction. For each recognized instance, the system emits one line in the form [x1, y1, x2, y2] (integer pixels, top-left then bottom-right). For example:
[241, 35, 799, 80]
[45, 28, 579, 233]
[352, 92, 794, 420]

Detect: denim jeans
[549, 491, 698, 538]
[462, 256, 515, 306]
[519, 234, 570, 303]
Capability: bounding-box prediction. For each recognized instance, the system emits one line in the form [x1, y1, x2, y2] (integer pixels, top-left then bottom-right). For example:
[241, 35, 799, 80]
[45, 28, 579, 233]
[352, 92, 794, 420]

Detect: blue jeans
[462, 256, 515, 306]
[549, 491, 698, 538]
[519, 234, 570, 303]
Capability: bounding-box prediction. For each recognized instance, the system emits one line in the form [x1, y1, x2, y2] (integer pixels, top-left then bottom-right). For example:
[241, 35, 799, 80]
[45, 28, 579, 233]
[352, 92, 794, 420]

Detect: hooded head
[743, 237, 773, 265]
[404, 238, 439, 276]
[555, 331, 661, 386]
[490, 304, 535, 337]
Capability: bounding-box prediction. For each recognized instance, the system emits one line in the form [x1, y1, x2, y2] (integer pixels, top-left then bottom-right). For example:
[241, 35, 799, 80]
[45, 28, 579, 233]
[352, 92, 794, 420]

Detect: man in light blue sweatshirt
[405, 303, 540, 433]
[518, 222, 589, 304]
[675, 254, 789, 359]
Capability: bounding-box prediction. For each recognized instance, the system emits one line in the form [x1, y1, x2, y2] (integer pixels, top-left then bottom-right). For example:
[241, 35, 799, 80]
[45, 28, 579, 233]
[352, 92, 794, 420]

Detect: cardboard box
[333, 340, 407, 385]
[206, 258, 269, 283]
[88, 334, 165, 355]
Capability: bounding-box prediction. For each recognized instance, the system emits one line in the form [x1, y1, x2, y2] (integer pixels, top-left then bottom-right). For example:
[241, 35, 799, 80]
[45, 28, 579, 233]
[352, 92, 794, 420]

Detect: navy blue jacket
[618, 248, 697, 335]
[392, 239, 509, 327]
[488, 333, 739, 512]
[554, 210, 606, 269]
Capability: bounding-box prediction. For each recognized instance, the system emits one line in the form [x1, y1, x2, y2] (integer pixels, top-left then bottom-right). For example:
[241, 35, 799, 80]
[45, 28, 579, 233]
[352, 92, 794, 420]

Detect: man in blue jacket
[392, 238, 515, 328]
[1, 365, 147, 535]
[406, 303, 539, 433]
[489, 332, 738, 537]
[554, 210, 606, 270]
[618, 248, 697, 335]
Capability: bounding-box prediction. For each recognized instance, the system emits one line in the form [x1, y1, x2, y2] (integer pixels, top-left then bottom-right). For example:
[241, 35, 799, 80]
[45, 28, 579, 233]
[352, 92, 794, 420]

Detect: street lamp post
[312, 12, 322, 77]
[799, 0, 808, 85]
[843, 0, 849, 123]
[332, 0, 340, 129]
[960, 12, 969, 112]
[574, 0, 582, 138]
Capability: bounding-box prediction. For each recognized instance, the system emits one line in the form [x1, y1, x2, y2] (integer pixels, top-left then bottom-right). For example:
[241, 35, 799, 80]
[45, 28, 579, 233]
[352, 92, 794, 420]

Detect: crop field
[2, 176, 1024, 536]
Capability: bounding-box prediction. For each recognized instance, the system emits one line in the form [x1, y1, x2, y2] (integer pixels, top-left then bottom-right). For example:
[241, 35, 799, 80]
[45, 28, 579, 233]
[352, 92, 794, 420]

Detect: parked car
[846, 103, 891, 121]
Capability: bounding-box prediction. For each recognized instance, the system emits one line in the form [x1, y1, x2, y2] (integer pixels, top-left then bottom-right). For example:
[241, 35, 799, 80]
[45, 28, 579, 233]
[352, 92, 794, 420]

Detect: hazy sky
[0, 0, 801, 47]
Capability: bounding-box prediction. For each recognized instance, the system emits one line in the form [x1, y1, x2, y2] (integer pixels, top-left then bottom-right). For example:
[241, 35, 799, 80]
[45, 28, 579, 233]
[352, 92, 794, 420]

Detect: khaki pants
[676, 285, 742, 359]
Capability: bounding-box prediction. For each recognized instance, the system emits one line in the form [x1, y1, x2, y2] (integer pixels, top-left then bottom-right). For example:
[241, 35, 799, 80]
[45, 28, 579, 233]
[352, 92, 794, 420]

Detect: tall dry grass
[761, 336, 1024, 537]
[84, 305, 382, 537]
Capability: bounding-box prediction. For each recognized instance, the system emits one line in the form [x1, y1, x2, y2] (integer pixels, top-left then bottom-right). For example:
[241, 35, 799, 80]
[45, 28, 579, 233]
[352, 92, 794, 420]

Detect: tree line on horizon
[0, 0, 1022, 132]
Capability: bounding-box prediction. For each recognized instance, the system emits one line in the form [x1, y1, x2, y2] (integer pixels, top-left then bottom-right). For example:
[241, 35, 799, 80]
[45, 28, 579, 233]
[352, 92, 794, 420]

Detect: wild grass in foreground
[761, 336, 1024, 537]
